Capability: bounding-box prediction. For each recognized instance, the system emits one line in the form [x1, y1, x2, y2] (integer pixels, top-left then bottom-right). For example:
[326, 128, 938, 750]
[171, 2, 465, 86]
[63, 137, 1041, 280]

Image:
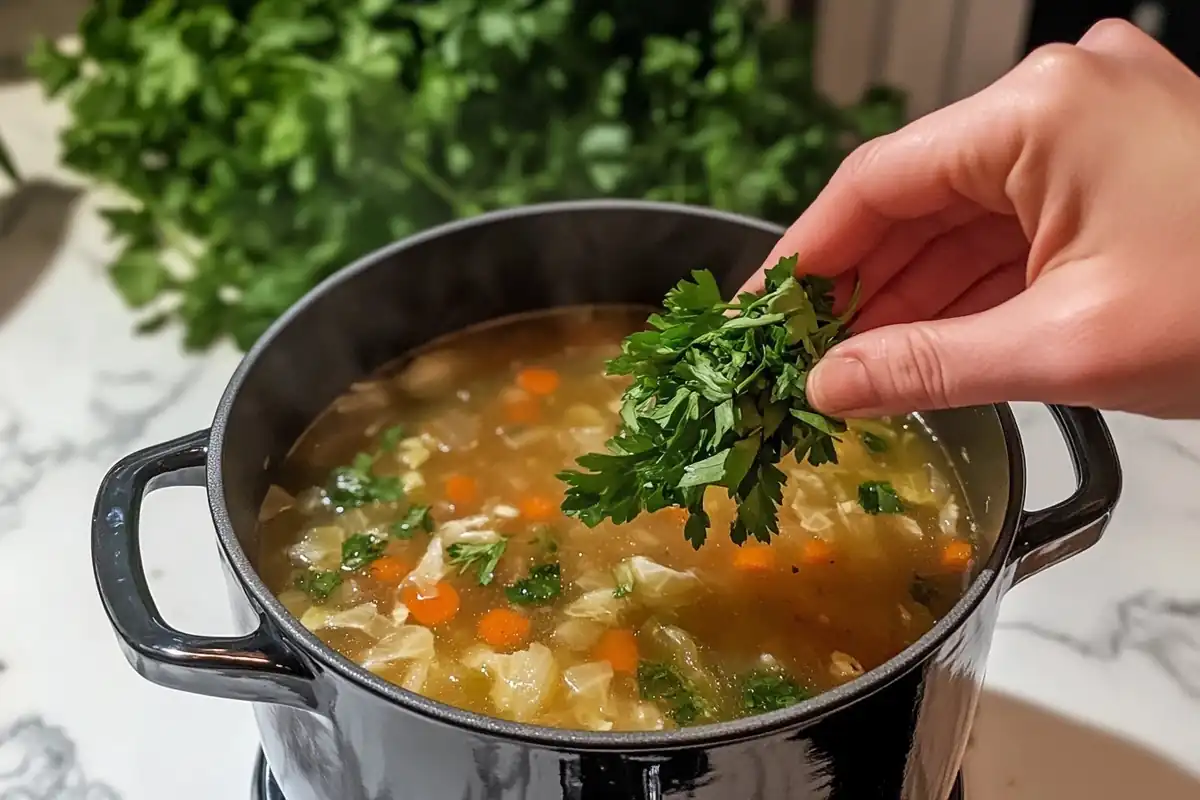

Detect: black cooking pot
[92, 201, 1121, 800]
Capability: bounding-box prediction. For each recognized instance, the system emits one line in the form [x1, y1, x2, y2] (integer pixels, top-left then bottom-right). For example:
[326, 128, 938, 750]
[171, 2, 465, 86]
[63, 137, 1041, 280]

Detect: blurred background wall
[814, 0, 1185, 119]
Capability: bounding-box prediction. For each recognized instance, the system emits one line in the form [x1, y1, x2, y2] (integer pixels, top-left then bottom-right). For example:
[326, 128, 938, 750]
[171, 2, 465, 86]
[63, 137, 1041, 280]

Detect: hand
[746, 19, 1200, 420]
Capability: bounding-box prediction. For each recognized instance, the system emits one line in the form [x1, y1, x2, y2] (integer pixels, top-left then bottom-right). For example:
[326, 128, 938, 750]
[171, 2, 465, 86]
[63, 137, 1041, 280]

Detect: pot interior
[213, 201, 1013, 705]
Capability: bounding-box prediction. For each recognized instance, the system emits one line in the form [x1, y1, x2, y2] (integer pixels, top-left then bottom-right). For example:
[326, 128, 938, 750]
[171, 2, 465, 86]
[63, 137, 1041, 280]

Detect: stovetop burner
[251, 750, 967, 798]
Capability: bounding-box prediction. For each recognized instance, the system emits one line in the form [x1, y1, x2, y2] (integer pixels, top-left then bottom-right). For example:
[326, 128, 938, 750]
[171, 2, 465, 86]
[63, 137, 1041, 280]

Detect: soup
[257, 308, 977, 731]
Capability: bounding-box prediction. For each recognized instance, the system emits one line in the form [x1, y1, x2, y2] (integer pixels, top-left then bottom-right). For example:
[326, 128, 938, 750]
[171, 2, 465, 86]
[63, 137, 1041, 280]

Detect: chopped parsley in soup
[257, 308, 977, 731]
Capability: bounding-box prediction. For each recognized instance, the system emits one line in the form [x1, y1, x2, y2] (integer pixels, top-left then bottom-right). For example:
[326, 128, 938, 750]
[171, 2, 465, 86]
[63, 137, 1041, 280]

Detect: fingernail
[808, 354, 879, 416]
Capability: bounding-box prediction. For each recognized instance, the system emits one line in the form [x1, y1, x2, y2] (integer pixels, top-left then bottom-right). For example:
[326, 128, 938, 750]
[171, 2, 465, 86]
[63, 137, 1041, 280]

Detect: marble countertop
[1, 84, 1199, 800]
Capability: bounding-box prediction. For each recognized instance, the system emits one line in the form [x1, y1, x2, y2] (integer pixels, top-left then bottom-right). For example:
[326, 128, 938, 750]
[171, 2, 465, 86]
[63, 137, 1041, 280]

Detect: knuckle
[840, 137, 888, 182]
[1079, 18, 1149, 54]
[1012, 43, 1099, 127]
[884, 327, 953, 409]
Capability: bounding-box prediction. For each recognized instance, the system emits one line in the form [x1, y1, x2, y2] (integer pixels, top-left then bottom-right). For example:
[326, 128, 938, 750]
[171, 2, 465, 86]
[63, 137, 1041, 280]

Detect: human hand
[746, 19, 1200, 420]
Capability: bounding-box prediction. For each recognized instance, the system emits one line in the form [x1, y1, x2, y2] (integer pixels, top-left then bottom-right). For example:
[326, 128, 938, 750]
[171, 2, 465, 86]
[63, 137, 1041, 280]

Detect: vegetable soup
[258, 308, 977, 731]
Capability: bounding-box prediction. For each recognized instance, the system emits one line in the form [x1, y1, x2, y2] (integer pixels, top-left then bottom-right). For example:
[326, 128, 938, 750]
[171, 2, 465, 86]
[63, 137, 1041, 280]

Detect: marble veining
[3, 73, 1200, 799]
[0, 717, 121, 800]
[0, 368, 201, 528]
[998, 593, 1200, 701]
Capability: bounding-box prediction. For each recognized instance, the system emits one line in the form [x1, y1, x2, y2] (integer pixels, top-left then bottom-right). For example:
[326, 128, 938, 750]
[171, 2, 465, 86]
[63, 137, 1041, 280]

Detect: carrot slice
[940, 539, 974, 571]
[369, 555, 411, 585]
[732, 544, 776, 572]
[444, 473, 479, 506]
[401, 581, 461, 626]
[518, 494, 558, 522]
[477, 608, 532, 650]
[503, 393, 542, 425]
[592, 629, 639, 674]
[516, 367, 560, 396]
[799, 538, 835, 566]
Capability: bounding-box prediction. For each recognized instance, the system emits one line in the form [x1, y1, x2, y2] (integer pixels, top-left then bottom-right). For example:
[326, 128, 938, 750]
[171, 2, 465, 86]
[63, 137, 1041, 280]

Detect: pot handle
[1010, 405, 1122, 584]
[92, 429, 317, 709]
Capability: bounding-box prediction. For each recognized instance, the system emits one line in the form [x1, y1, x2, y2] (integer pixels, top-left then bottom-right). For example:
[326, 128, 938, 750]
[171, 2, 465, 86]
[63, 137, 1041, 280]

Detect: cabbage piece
[562, 661, 616, 731]
[300, 602, 393, 640]
[401, 659, 432, 692]
[391, 603, 411, 625]
[626, 556, 701, 609]
[573, 569, 617, 592]
[468, 643, 560, 722]
[621, 700, 668, 731]
[829, 651, 864, 682]
[938, 498, 961, 536]
[564, 588, 629, 626]
[288, 525, 344, 571]
[553, 619, 606, 651]
[259, 485, 295, 522]
[408, 535, 448, 592]
[397, 436, 432, 469]
[402, 471, 425, 492]
[438, 515, 501, 547]
[890, 515, 925, 541]
[361, 625, 436, 672]
[641, 620, 718, 699]
[490, 503, 520, 519]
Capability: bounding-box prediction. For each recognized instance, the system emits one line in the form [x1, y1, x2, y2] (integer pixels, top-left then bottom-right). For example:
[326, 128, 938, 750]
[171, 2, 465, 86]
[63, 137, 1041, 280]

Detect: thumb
[808, 283, 1087, 416]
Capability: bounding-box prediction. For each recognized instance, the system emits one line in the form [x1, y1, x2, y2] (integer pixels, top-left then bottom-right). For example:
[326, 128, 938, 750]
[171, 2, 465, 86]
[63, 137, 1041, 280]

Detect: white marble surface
[1, 84, 1199, 800]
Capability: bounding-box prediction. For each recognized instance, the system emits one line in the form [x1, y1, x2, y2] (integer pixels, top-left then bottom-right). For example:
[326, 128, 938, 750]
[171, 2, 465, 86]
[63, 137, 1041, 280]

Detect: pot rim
[207, 199, 1026, 750]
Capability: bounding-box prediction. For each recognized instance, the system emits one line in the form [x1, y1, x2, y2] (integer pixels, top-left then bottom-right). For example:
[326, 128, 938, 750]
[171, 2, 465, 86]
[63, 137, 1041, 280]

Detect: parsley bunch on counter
[559, 255, 856, 547]
[29, 0, 901, 351]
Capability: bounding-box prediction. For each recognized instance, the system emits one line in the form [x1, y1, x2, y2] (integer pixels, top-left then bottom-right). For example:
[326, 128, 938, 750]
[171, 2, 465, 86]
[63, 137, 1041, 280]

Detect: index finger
[744, 79, 1026, 293]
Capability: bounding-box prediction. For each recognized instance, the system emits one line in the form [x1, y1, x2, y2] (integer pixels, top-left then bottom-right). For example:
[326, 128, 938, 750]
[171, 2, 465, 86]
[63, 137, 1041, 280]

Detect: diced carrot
[503, 394, 542, 425]
[401, 581, 461, 626]
[369, 555, 411, 585]
[940, 539, 974, 571]
[477, 608, 532, 650]
[519, 494, 558, 522]
[799, 538, 835, 566]
[444, 473, 479, 506]
[516, 367, 560, 396]
[592, 629, 639, 674]
[732, 544, 776, 572]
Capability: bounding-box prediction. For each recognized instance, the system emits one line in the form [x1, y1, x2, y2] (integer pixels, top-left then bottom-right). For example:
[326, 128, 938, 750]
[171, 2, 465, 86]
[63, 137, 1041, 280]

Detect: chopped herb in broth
[857, 481, 905, 515]
[257, 307, 978, 732]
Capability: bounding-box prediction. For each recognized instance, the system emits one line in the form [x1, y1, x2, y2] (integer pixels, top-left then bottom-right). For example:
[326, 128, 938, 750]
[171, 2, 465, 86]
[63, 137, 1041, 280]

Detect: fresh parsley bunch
[559, 255, 856, 547]
[28, 0, 901, 351]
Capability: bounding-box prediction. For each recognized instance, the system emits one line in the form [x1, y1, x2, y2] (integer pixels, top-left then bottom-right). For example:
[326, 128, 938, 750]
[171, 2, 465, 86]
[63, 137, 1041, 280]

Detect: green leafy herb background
[30, 0, 903, 351]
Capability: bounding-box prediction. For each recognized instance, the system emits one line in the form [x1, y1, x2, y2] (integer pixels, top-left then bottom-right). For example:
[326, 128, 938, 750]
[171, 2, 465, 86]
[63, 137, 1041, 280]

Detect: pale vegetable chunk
[259, 307, 978, 731]
[301, 602, 394, 640]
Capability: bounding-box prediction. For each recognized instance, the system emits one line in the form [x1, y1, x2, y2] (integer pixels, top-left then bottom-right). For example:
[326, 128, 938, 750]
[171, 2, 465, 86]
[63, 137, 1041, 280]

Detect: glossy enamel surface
[92, 201, 1122, 799]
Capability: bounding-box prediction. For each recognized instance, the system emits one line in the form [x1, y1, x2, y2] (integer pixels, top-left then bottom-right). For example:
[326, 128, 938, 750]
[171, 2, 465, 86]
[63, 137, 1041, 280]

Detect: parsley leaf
[637, 660, 711, 725]
[558, 255, 857, 547]
[505, 563, 562, 605]
[327, 452, 405, 509]
[447, 539, 508, 586]
[741, 670, 808, 714]
[379, 425, 406, 452]
[295, 569, 342, 601]
[858, 480, 905, 515]
[860, 431, 889, 453]
[341, 533, 387, 571]
[390, 505, 433, 539]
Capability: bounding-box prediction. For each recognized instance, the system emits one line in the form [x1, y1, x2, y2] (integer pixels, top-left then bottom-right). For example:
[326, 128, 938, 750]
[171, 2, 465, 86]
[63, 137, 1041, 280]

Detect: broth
[258, 308, 977, 731]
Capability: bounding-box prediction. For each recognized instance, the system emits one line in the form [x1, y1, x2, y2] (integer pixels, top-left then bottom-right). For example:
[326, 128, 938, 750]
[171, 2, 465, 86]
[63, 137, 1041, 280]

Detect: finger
[851, 214, 1028, 331]
[936, 259, 1026, 320]
[807, 272, 1094, 416]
